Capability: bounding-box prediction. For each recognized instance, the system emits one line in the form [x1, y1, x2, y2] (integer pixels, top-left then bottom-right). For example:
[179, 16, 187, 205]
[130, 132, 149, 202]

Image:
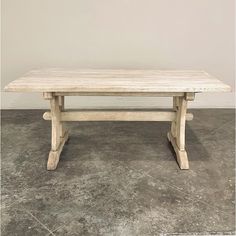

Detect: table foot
[47, 130, 69, 170]
[167, 132, 189, 169]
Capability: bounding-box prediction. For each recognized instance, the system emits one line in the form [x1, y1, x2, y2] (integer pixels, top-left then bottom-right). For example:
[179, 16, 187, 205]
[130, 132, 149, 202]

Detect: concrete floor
[1, 109, 235, 235]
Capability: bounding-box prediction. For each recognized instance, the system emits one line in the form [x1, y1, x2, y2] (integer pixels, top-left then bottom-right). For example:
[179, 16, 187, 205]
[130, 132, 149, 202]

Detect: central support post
[167, 93, 194, 169]
[43, 93, 69, 170]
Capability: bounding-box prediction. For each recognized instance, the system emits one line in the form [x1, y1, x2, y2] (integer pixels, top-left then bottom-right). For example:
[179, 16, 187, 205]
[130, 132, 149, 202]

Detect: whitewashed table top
[4, 69, 231, 93]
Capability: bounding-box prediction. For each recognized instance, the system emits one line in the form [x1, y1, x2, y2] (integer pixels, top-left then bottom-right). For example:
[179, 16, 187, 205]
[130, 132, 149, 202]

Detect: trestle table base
[43, 92, 195, 170]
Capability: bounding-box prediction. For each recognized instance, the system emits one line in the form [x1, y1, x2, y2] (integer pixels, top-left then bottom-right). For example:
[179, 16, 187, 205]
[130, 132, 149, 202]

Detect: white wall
[1, 0, 235, 109]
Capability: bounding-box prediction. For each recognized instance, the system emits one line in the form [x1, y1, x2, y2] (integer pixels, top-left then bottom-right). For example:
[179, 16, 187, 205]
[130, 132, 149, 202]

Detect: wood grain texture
[43, 110, 194, 122]
[170, 97, 178, 138]
[176, 96, 187, 150]
[48, 96, 68, 170]
[167, 96, 189, 169]
[47, 131, 69, 170]
[50, 96, 61, 151]
[54, 92, 186, 97]
[167, 131, 189, 169]
[58, 96, 65, 138]
[4, 69, 231, 93]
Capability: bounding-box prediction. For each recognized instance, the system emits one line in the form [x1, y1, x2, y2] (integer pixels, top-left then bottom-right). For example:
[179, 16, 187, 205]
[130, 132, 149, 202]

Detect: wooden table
[5, 69, 231, 170]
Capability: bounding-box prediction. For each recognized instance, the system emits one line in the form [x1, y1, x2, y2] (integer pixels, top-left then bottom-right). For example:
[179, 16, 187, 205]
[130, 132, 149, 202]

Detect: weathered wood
[185, 92, 195, 101]
[58, 96, 65, 138]
[50, 96, 61, 150]
[176, 97, 187, 150]
[170, 97, 178, 138]
[47, 96, 68, 170]
[58, 96, 64, 109]
[4, 69, 231, 93]
[167, 132, 189, 169]
[4, 68, 231, 171]
[54, 92, 186, 97]
[43, 110, 194, 122]
[47, 131, 69, 170]
[168, 96, 189, 169]
[43, 92, 53, 100]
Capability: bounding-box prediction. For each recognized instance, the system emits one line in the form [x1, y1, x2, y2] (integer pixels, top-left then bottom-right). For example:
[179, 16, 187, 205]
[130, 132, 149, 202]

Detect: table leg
[59, 96, 66, 138]
[170, 96, 178, 138]
[168, 96, 189, 169]
[47, 95, 69, 170]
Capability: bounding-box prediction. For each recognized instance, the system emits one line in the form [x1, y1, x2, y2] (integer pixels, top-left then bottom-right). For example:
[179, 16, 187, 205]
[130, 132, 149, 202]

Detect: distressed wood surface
[167, 96, 189, 169]
[4, 68, 231, 171]
[54, 92, 186, 97]
[176, 96, 187, 150]
[167, 132, 189, 169]
[43, 110, 194, 122]
[50, 96, 61, 151]
[47, 95, 69, 170]
[47, 131, 69, 170]
[4, 69, 231, 93]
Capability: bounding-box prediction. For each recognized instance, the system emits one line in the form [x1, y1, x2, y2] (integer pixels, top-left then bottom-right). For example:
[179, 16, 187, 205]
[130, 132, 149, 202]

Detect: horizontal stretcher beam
[53, 92, 186, 97]
[43, 111, 193, 122]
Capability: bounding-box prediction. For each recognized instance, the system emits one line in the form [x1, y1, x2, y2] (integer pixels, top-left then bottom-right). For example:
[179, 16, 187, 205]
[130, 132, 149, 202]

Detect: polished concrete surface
[1, 109, 235, 235]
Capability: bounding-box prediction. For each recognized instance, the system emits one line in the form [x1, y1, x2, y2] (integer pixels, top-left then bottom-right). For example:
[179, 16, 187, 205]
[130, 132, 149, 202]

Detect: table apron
[53, 92, 187, 97]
